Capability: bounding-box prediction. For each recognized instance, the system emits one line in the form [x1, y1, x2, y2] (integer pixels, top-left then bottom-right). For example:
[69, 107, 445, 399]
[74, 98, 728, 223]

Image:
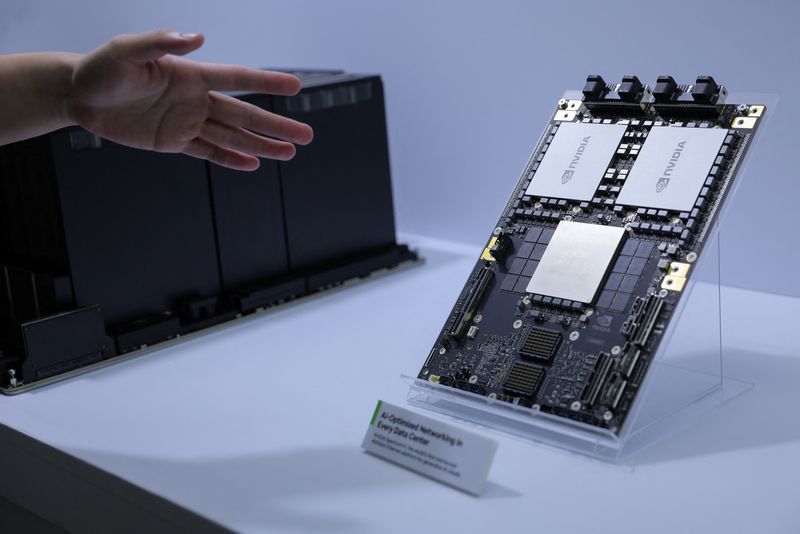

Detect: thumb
[105, 29, 204, 62]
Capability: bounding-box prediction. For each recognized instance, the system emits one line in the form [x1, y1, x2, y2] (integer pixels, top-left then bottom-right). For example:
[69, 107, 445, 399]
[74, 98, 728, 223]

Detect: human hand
[68, 29, 313, 171]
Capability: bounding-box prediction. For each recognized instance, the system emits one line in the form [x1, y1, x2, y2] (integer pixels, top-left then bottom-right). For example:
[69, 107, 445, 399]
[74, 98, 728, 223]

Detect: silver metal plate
[616, 126, 727, 211]
[525, 122, 627, 201]
[526, 221, 626, 303]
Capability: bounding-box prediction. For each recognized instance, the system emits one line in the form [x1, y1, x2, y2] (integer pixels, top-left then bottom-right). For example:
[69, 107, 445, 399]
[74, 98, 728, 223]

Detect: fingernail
[174, 32, 198, 39]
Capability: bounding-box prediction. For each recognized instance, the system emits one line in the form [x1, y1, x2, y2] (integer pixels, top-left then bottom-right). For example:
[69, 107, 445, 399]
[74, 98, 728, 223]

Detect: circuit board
[417, 75, 765, 434]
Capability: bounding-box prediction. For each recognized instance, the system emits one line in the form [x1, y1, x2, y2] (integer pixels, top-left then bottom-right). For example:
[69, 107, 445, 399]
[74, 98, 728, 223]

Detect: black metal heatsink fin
[503, 362, 544, 397]
[519, 327, 562, 362]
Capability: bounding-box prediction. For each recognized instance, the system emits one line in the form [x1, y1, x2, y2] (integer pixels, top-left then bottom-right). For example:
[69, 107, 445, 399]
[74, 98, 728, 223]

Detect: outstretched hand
[68, 29, 313, 171]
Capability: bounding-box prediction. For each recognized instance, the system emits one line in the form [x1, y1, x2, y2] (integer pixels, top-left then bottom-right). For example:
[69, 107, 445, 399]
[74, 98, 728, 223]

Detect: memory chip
[525, 122, 627, 201]
[616, 126, 727, 211]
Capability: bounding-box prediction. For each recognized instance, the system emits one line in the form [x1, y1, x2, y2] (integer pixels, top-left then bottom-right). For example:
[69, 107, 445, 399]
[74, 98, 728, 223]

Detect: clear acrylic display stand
[405, 91, 776, 463]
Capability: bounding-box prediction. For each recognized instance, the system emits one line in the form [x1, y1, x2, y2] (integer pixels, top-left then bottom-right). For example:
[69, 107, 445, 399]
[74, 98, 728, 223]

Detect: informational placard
[361, 400, 498, 495]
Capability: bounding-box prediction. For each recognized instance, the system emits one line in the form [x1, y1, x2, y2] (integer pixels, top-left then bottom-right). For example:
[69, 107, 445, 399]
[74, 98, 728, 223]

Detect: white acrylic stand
[405, 91, 776, 463]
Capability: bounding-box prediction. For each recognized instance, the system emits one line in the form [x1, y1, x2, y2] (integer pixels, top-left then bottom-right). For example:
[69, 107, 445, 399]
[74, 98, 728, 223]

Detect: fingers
[194, 94, 312, 171]
[184, 117, 299, 171]
[201, 64, 302, 95]
[183, 138, 260, 171]
[106, 29, 204, 62]
[200, 120, 296, 161]
[208, 92, 313, 145]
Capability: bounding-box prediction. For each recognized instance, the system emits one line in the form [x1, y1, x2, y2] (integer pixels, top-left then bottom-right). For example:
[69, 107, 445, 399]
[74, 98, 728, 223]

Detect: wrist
[51, 52, 81, 127]
[0, 52, 82, 145]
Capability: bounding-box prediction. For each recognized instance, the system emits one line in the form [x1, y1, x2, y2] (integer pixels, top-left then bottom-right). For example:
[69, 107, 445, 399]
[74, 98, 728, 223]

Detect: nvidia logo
[656, 140, 686, 193]
[561, 135, 590, 184]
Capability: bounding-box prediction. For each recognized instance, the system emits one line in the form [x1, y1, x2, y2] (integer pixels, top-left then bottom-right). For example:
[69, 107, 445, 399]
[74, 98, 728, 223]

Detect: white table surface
[1, 234, 798, 534]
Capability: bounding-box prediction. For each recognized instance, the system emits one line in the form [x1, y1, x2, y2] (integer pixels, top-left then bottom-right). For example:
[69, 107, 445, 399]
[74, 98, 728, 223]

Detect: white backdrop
[2, 0, 797, 296]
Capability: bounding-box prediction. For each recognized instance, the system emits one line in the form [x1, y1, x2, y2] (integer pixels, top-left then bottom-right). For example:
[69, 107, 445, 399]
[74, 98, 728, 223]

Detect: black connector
[617, 75, 643, 102]
[582, 352, 612, 406]
[581, 74, 649, 115]
[692, 75, 719, 103]
[651, 75, 726, 118]
[653, 75, 678, 103]
[582, 74, 607, 101]
[448, 266, 494, 341]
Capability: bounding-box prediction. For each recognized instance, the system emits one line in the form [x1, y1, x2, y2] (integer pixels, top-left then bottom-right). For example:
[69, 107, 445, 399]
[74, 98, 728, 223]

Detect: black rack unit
[0, 70, 417, 389]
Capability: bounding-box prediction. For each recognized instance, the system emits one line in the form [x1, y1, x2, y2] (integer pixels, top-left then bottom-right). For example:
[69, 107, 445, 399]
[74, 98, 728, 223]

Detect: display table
[1, 235, 797, 533]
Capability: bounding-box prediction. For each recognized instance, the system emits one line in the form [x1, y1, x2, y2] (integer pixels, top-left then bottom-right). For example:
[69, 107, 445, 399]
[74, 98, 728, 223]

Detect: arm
[0, 30, 313, 171]
[0, 52, 79, 144]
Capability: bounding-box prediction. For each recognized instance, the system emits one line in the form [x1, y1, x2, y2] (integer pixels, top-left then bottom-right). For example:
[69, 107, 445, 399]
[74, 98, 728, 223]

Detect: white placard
[362, 400, 498, 495]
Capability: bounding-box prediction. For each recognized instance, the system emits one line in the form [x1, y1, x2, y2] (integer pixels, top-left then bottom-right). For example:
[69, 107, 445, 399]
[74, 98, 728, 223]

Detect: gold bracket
[731, 116, 757, 129]
[554, 110, 577, 122]
[661, 262, 691, 292]
[481, 236, 499, 262]
[668, 262, 690, 277]
[661, 275, 687, 292]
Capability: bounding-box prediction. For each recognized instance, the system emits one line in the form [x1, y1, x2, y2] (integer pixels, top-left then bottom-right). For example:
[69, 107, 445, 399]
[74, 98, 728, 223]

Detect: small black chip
[520, 327, 562, 362]
[503, 362, 545, 397]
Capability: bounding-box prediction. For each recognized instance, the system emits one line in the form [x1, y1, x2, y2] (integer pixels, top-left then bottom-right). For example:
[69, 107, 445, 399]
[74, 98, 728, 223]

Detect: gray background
[2, 0, 797, 296]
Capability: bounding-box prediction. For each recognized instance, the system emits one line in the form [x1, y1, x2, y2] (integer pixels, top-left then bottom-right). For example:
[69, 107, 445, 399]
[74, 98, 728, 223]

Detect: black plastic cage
[0, 69, 418, 389]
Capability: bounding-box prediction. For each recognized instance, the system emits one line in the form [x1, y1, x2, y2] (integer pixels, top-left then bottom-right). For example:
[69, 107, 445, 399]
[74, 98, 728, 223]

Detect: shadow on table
[630, 350, 800, 465]
[23, 240, 475, 391]
[73, 443, 518, 533]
